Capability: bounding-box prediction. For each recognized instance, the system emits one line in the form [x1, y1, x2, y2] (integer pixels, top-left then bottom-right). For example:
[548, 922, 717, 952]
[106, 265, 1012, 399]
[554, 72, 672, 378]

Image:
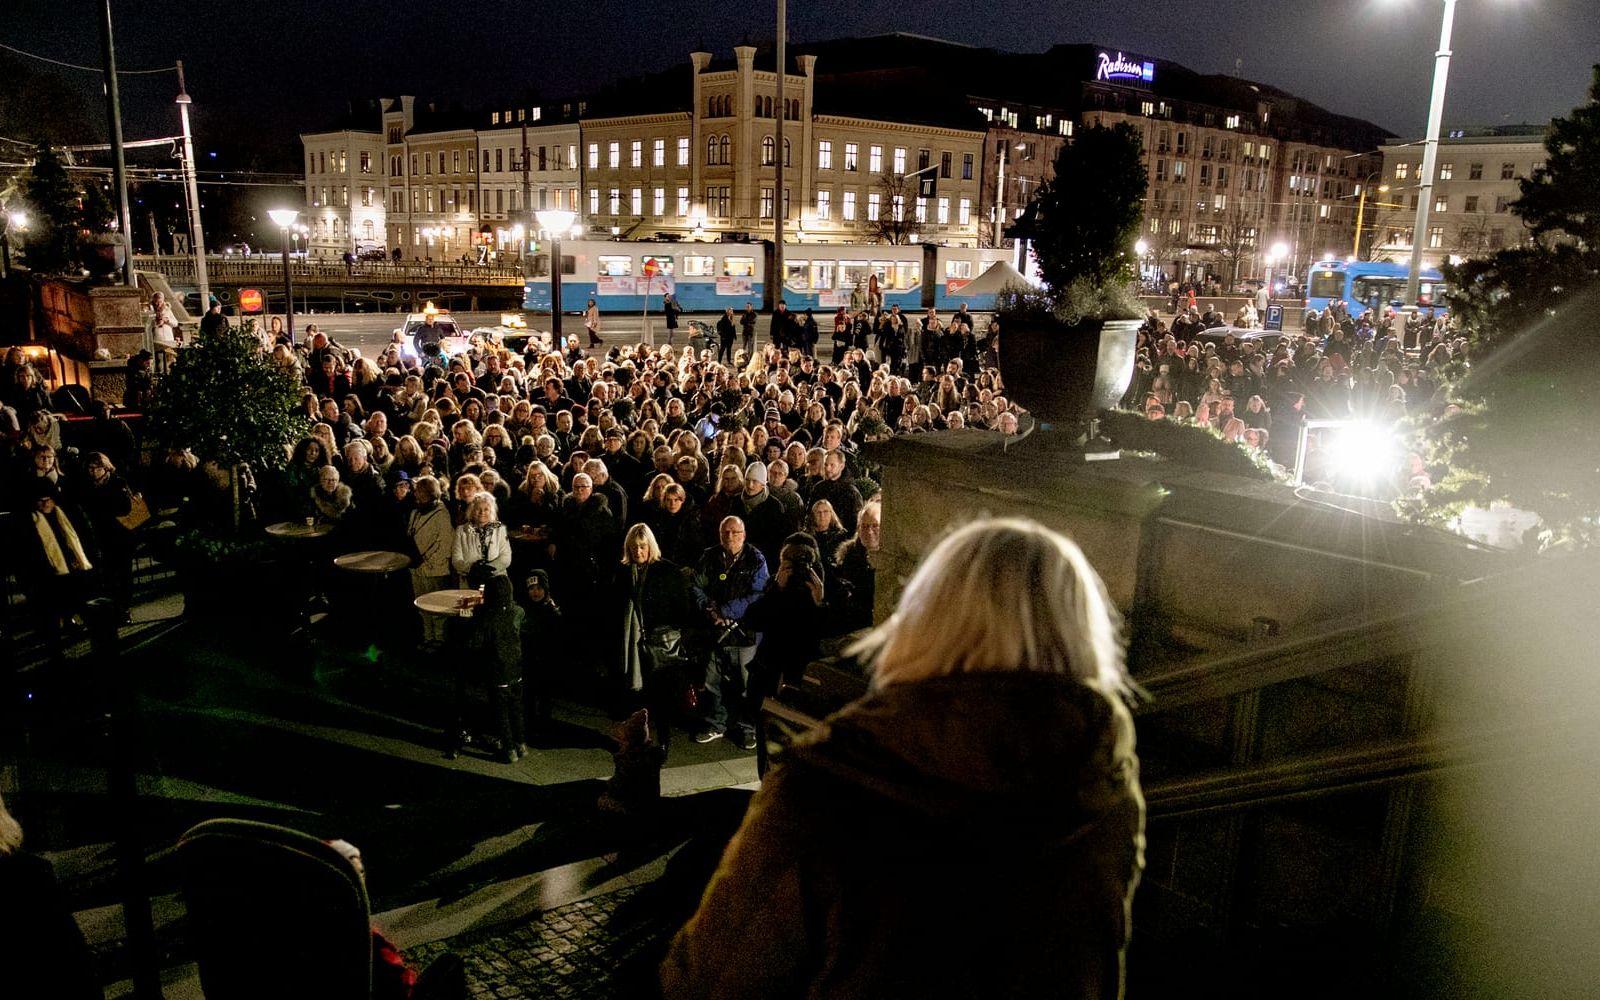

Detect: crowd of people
[1126, 297, 1460, 486]
[179, 300, 1021, 761]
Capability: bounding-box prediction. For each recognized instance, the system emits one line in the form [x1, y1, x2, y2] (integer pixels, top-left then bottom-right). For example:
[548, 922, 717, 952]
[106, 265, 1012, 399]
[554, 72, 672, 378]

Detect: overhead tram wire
[0, 39, 174, 75]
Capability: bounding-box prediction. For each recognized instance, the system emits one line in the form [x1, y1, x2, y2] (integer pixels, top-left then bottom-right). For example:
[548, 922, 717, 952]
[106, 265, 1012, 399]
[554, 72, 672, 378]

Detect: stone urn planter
[997, 316, 1142, 425]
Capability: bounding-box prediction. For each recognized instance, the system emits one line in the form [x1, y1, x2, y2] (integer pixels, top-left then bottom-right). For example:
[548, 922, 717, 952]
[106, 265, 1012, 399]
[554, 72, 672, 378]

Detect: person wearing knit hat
[744, 461, 768, 486]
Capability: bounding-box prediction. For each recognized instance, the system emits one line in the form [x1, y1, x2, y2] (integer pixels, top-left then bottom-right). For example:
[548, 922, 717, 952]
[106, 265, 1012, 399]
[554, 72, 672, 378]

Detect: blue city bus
[1303, 260, 1448, 321]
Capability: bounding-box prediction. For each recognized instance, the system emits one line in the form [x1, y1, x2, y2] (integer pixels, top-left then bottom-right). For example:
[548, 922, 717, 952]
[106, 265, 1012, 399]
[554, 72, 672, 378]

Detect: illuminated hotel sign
[1096, 51, 1155, 84]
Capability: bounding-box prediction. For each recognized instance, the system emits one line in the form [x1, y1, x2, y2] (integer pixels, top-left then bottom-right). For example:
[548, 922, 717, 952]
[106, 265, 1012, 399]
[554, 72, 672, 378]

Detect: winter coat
[407, 502, 454, 577]
[311, 483, 353, 523]
[661, 673, 1144, 1000]
[451, 521, 512, 581]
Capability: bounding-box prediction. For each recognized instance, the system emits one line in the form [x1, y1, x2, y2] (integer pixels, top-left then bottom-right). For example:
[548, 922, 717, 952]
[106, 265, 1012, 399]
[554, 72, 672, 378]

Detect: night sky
[7, 0, 1597, 156]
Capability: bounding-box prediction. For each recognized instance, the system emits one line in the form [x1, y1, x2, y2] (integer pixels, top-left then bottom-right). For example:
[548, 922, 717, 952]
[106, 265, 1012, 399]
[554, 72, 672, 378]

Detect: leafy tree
[1403, 67, 1600, 544]
[19, 144, 82, 273]
[149, 320, 308, 527]
[1014, 123, 1147, 292]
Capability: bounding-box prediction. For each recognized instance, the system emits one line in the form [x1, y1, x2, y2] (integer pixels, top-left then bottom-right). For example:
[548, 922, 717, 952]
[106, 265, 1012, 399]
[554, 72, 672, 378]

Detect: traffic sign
[1264, 304, 1284, 332]
[238, 288, 264, 313]
[642, 257, 662, 279]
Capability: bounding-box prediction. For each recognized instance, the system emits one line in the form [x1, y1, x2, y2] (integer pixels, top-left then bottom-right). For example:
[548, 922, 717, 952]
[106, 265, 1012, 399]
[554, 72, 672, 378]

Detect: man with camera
[692, 516, 769, 749]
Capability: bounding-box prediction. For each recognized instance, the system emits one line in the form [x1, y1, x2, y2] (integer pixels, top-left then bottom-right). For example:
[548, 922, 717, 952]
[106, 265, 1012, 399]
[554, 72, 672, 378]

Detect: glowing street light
[1, 210, 27, 278]
[267, 208, 300, 343]
[535, 208, 577, 340]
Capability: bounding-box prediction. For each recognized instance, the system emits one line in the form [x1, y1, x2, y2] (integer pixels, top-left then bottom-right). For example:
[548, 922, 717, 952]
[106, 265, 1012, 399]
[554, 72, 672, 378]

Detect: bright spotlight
[1327, 422, 1398, 485]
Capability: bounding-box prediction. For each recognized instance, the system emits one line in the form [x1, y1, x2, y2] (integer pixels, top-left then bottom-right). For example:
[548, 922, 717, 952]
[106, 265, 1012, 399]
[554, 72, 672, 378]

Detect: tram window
[811, 261, 836, 289]
[721, 256, 755, 276]
[597, 255, 632, 276]
[946, 259, 973, 280]
[784, 261, 809, 289]
[683, 255, 715, 276]
[840, 260, 872, 290]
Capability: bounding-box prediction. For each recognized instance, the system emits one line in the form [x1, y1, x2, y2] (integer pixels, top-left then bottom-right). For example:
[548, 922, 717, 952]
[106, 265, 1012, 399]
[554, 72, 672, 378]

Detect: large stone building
[788, 35, 1392, 287]
[1372, 125, 1545, 270]
[303, 35, 1390, 279]
[300, 100, 388, 258]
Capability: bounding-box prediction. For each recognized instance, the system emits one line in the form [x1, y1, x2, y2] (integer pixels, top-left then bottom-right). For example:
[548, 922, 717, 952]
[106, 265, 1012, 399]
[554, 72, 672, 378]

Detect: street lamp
[1, 210, 27, 279]
[1264, 239, 1290, 301]
[535, 208, 576, 342]
[1403, 0, 1459, 309]
[268, 208, 299, 343]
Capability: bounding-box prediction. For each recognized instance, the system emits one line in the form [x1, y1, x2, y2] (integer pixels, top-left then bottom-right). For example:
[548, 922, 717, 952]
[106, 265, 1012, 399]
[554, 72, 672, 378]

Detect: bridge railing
[132, 256, 526, 285]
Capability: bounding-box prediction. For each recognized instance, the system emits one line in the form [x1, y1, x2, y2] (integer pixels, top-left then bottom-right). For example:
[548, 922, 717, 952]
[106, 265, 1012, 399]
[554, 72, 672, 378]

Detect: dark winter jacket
[661, 673, 1144, 1000]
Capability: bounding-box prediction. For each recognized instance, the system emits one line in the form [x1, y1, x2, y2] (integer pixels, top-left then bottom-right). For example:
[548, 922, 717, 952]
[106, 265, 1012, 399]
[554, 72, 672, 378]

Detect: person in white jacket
[452, 492, 512, 585]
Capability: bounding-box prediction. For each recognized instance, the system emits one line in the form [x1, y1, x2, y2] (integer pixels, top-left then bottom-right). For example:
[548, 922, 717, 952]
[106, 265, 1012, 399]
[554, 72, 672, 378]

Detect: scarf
[34, 506, 92, 575]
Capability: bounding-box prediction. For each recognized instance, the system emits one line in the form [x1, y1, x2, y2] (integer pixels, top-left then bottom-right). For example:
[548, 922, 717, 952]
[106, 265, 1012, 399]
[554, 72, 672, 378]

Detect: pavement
[3, 563, 760, 999]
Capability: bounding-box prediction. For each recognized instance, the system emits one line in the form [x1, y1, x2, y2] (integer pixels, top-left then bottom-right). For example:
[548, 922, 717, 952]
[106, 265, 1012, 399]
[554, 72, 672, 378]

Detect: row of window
[309, 186, 378, 208]
[586, 138, 696, 170]
[1394, 160, 1541, 182]
[705, 93, 801, 120]
[308, 150, 373, 176]
[976, 105, 1074, 137]
[391, 186, 582, 216]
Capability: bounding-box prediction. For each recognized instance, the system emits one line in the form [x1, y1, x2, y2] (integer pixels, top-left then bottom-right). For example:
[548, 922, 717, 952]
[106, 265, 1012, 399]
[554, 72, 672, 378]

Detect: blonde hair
[621, 522, 663, 564]
[850, 517, 1127, 697]
[0, 791, 22, 855]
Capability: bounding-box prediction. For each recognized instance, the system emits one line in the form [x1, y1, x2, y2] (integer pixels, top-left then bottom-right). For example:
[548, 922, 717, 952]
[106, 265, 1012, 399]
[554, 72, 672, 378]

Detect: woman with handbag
[75, 452, 138, 620]
[612, 523, 693, 748]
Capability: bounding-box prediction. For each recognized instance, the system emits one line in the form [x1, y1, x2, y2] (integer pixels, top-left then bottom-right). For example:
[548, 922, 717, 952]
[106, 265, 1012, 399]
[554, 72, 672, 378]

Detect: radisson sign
[1095, 50, 1155, 84]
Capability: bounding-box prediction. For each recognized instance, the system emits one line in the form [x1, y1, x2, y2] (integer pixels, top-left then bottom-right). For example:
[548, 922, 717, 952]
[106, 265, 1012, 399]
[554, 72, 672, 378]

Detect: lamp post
[536, 208, 576, 343]
[174, 61, 209, 308]
[1135, 238, 1150, 290]
[1, 210, 26, 279]
[1404, 0, 1458, 309]
[268, 208, 299, 343]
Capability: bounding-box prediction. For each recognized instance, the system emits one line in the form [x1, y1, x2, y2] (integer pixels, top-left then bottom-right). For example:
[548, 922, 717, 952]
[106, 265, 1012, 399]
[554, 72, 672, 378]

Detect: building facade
[300, 125, 387, 258]
[1373, 127, 1544, 270]
[302, 36, 1390, 277]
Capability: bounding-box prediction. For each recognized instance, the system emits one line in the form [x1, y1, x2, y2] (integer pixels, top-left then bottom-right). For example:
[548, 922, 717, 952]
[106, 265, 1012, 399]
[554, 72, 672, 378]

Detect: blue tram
[523, 240, 1019, 314]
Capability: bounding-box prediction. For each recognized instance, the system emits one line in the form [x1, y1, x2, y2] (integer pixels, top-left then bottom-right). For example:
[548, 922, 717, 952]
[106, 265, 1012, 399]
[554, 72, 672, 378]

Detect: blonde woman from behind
[663, 516, 1145, 1000]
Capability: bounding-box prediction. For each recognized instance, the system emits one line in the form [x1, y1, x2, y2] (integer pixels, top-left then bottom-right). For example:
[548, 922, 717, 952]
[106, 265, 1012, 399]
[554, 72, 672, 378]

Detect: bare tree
[864, 172, 925, 245]
[1210, 204, 1258, 287]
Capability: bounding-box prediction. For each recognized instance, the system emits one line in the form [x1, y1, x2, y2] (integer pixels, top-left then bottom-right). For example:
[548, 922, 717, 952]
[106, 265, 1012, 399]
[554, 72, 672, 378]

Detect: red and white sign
[238, 287, 265, 313]
[945, 278, 973, 295]
[642, 258, 661, 279]
[716, 275, 752, 296]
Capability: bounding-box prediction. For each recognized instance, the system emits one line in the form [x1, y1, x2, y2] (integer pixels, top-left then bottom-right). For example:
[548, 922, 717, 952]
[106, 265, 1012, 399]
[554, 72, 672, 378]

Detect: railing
[131, 256, 526, 285]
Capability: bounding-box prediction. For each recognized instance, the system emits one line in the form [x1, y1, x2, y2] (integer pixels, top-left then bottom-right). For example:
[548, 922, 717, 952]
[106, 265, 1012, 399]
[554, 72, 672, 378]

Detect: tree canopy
[1405, 66, 1600, 544]
[148, 320, 308, 476]
[1013, 123, 1147, 291]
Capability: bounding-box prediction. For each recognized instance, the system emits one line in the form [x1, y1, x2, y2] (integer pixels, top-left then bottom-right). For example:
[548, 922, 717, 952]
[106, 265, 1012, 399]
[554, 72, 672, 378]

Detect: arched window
[783, 137, 791, 167]
[707, 95, 716, 117]
[707, 135, 718, 164]
[763, 96, 773, 119]
[718, 134, 731, 165]
[791, 99, 800, 120]
[762, 136, 775, 166]
[754, 96, 762, 117]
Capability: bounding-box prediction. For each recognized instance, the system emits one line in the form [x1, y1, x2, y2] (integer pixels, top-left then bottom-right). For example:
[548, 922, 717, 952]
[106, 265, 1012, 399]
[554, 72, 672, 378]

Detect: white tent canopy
[955, 260, 1032, 298]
